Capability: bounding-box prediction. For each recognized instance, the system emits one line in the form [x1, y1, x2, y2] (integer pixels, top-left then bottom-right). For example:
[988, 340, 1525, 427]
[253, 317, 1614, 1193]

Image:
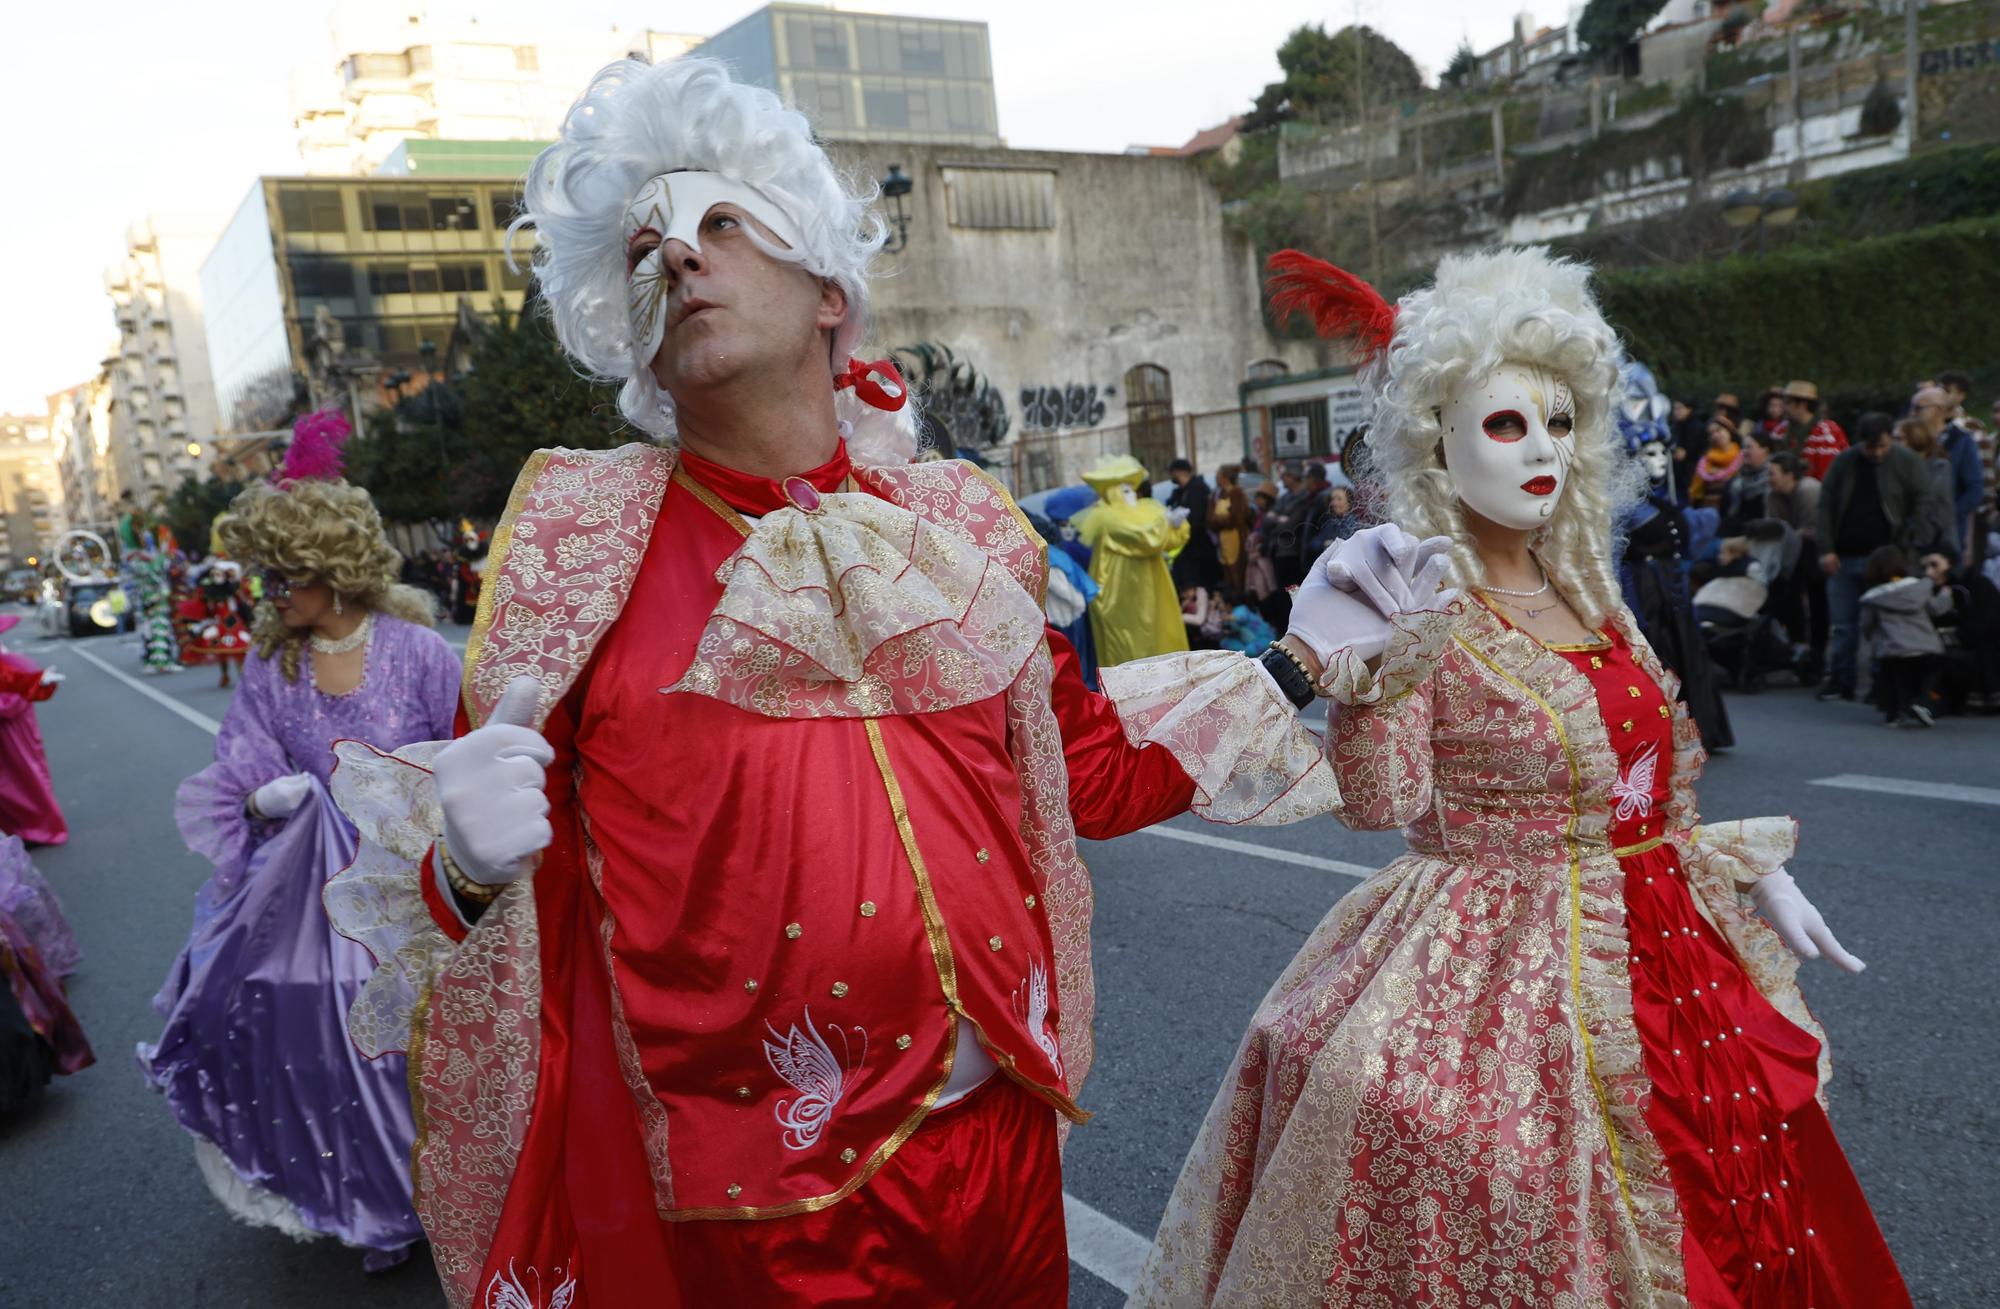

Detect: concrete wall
[827, 141, 1318, 445]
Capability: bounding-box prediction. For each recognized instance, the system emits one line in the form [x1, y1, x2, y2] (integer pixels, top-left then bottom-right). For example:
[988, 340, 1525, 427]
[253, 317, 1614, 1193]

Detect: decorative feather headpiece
[276, 408, 351, 486]
[1265, 250, 1398, 364]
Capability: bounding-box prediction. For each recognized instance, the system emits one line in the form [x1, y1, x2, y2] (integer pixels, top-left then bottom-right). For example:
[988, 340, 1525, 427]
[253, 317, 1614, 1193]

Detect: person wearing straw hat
[1782, 379, 1849, 480]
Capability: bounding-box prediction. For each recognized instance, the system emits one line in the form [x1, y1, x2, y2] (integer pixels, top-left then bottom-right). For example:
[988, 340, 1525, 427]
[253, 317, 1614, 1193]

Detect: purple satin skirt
[139, 783, 422, 1254]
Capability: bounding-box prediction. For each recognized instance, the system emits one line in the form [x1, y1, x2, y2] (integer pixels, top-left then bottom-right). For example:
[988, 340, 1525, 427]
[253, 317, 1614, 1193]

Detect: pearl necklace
[1478, 568, 1550, 599]
[310, 611, 373, 656]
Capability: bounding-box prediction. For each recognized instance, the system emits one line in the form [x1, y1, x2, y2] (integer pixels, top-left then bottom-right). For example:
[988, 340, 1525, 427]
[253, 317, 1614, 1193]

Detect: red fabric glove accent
[419, 845, 472, 944]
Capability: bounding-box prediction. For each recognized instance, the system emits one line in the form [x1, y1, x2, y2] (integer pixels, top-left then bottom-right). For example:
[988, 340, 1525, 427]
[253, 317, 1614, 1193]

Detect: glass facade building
[698, 4, 999, 146]
[200, 175, 536, 433]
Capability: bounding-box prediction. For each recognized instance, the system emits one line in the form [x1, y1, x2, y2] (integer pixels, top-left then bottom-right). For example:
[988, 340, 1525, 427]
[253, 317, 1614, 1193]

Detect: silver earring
[334, 594, 343, 616]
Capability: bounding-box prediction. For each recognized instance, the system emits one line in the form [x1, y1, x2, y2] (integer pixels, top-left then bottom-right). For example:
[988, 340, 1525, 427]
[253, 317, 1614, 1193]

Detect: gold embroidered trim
[1451, 633, 1638, 1222]
[964, 462, 1049, 604]
[672, 465, 753, 538]
[462, 450, 551, 727]
[864, 719, 961, 1008]
[405, 975, 435, 1225]
[1611, 834, 1666, 858]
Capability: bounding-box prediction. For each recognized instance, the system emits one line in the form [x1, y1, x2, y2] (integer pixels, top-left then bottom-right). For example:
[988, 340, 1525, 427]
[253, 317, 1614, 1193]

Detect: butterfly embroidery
[763, 1007, 867, 1150]
[1012, 957, 1062, 1077]
[1612, 741, 1659, 822]
[484, 1261, 576, 1309]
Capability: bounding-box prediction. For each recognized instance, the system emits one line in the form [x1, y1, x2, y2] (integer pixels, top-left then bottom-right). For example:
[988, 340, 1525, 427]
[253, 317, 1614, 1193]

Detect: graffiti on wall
[891, 342, 1012, 450]
[1018, 384, 1111, 432]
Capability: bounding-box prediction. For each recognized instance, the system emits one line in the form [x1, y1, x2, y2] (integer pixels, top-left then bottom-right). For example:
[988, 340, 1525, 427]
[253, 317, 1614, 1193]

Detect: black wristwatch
[1258, 642, 1317, 710]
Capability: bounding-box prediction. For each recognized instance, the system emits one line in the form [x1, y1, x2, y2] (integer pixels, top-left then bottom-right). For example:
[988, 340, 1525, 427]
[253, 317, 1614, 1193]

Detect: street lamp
[879, 164, 914, 255]
[184, 442, 202, 458]
[1721, 186, 1799, 256]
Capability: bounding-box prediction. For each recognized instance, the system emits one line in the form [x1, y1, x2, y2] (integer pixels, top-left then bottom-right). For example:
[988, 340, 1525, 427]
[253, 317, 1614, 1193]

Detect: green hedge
[1596, 216, 2000, 421]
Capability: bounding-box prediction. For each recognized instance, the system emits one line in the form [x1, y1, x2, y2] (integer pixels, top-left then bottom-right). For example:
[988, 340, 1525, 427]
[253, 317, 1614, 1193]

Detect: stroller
[1693, 520, 1812, 690]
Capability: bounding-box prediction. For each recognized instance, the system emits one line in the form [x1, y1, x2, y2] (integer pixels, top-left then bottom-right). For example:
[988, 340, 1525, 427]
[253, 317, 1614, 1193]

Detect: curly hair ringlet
[1362, 246, 1645, 628]
[218, 478, 436, 683]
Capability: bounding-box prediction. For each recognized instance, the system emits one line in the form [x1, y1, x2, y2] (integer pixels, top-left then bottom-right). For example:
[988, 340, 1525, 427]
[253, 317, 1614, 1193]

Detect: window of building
[514, 45, 539, 71]
[1246, 359, 1290, 382]
[278, 186, 347, 234]
[489, 193, 524, 231]
[429, 195, 479, 230]
[793, 76, 851, 129]
[941, 167, 1056, 230]
[945, 84, 989, 133]
[898, 26, 947, 74]
[1125, 364, 1177, 475]
[789, 16, 849, 70]
[864, 88, 910, 130]
[408, 45, 432, 71]
[368, 262, 488, 295]
[369, 265, 411, 295]
[345, 52, 410, 82]
[291, 257, 356, 299]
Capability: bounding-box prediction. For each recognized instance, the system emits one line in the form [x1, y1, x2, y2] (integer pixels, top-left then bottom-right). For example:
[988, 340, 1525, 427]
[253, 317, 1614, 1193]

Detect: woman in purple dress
[140, 418, 459, 1270]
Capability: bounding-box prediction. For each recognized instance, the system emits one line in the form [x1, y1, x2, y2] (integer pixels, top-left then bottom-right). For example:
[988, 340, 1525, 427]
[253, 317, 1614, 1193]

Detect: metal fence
[1003, 407, 1271, 497]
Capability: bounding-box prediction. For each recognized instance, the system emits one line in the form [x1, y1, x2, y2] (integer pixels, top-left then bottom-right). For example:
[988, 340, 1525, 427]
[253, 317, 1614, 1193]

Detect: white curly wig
[512, 56, 917, 463]
[1363, 247, 1640, 627]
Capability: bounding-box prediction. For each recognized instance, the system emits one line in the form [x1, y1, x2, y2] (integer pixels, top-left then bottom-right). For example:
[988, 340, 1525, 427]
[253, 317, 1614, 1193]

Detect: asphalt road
[1, 606, 1993, 1308]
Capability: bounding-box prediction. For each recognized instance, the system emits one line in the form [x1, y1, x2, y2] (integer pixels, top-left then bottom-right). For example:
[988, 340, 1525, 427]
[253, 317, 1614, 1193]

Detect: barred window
[941, 167, 1055, 230]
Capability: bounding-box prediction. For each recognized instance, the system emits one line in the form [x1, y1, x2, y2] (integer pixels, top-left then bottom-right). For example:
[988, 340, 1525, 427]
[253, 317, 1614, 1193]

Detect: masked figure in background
[140, 412, 458, 1271]
[129, 549, 180, 674]
[180, 559, 253, 688]
[1030, 512, 1103, 688]
[1121, 249, 1909, 1309]
[1076, 454, 1192, 667]
[450, 519, 488, 625]
[0, 834, 92, 1114]
[0, 614, 67, 846]
[1619, 362, 1733, 750]
[325, 58, 1236, 1308]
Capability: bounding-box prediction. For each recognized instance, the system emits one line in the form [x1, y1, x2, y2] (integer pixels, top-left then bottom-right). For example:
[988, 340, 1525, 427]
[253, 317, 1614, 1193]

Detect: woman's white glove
[1749, 869, 1865, 973]
[250, 773, 313, 821]
[1286, 524, 1455, 667]
[436, 676, 554, 888]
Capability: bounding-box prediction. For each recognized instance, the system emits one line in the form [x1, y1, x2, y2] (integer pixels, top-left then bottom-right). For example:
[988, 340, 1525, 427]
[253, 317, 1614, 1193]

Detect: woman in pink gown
[0, 614, 67, 846]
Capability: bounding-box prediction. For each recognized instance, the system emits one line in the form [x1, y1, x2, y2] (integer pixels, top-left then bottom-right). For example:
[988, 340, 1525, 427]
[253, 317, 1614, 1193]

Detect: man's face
[1910, 387, 1948, 437]
[1923, 552, 1951, 585]
[1769, 465, 1796, 494]
[1785, 397, 1813, 423]
[1281, 471, 1301, 493]
[1863, 435, 1892, 463]
[625, 184, 844, 398]
[1744, 440, 1768, 469]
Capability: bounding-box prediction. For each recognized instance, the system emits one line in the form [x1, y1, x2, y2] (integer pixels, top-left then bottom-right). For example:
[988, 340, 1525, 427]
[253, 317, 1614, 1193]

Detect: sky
[0, 0, 1538, 415]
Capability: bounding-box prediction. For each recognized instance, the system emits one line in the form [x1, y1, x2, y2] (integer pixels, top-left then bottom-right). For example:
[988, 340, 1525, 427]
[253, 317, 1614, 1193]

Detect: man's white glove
[39, 668, 62, 686]
[1749, 869, 1865, 973]
[1286, 524, 1455, 668]
[1164, 506, 1191, 527]
[250, 773, 314, 821]
[436, 676, 554, 889]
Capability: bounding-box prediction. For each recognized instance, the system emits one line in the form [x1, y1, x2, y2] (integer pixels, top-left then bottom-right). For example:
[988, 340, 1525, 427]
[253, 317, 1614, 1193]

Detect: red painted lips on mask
[1521, 476, 1558, 495]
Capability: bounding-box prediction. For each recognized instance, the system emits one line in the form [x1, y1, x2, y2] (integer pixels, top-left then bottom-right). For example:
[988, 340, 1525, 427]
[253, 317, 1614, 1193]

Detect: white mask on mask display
[1437, 361, 1577, 531]
[1640, 440, 1670, 484]
[622, 171, 808, 369]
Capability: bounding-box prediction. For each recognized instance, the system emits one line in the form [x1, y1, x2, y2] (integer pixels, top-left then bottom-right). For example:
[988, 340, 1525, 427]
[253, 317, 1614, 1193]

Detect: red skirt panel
[1624, 842, 1910, 1309]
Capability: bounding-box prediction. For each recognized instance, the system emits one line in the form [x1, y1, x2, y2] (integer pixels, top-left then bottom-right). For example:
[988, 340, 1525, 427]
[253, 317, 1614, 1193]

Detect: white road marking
[1809, 773, 2000, 808]
[63, 644, 223, 736]
[1064, 1192, 1153, 1294]
[1140, 824, 1373, 878]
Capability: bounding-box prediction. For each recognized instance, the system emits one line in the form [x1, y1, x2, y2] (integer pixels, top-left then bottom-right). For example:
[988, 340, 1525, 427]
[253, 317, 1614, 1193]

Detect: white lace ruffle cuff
[1318, 598, 1461, 707]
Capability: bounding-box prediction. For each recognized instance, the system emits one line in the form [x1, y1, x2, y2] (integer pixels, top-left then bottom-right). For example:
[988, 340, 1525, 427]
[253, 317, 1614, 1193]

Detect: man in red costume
[328, 56, 1345, 1308]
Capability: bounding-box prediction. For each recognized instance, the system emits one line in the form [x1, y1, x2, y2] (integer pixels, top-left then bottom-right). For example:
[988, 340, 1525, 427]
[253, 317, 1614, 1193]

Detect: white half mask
[623, 171, 808, 369]
[1438, 361, 1577, 531]
[1639, 439, 1671, 484]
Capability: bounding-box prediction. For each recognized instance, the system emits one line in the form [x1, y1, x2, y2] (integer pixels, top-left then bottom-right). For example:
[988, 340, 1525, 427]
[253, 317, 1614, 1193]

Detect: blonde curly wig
[1363, 247, 1641, 627]
[218, 478, 436, 682]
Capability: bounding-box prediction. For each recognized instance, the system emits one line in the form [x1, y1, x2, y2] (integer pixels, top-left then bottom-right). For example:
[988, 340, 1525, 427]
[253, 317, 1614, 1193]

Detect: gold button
[1590, 656, 1604, 669]
[1025, 893, 1037, 909]
[840, 1147, 857, 1164]
[988, 935, 1003, 951]
[831, 981, 849, 998]
[744, 978, 759, 994]
[726, 1183, 742, 1200]
[1621, 719, 1633, 732]
[859, 901, 877, 917]
[785, 922, 803, 940]
[1658, 704, 1672, 719]
[735, 1086, 751, 1098]
[1627, 685, 1641, 698]
[895, 1034, 912, 1050]
[975, 848, 990, 864]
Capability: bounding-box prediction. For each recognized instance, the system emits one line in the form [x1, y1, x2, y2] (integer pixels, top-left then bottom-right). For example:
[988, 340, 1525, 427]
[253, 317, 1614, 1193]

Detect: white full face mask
[623, 171, 809, 369]
[1437, 361, 1577, 531]
[1640, 440, 1671, 484]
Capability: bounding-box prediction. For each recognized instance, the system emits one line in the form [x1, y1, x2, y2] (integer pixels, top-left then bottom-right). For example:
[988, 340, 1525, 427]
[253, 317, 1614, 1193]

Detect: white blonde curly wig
[512, 55, 917, 462]
[1363, 247, 1640, 627]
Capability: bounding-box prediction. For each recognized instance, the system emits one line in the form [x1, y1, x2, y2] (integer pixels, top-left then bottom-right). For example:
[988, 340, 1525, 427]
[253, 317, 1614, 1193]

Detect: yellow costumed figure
[1076, 454, 1190, 666]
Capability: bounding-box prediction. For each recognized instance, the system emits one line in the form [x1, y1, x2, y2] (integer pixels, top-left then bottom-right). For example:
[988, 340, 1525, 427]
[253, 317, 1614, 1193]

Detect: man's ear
[816, 278, 849, 335]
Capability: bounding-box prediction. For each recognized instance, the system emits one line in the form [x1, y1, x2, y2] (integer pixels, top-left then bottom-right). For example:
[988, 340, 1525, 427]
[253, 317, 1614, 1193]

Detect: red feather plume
[1265, 249, 1397, 363]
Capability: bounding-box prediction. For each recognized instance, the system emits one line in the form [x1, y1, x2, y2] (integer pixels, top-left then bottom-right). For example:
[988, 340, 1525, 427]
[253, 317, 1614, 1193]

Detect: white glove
[436, 676, 554, 888]
[1165, 506, 1191, 527]
[39, 668, 63, 686]
[1749, 870, 1865, 973]
[250, 773, 313, 821]
[1286, 524, 1454, 667]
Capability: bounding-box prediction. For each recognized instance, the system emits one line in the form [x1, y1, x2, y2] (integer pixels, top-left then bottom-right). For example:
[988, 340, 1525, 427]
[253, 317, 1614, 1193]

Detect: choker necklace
[1479, 568, 1550, 599]
[310, 610, 372, 656]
